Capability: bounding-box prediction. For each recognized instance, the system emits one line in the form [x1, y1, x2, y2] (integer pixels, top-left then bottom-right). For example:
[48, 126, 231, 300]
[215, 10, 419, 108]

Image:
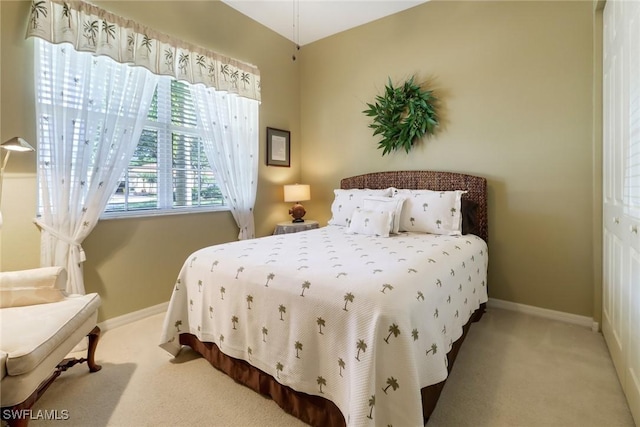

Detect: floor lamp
[0, 137, 35, 228]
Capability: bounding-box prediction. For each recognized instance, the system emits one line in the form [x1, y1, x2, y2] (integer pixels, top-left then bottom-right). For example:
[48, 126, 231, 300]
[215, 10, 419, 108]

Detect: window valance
[25, 0, 261, 101]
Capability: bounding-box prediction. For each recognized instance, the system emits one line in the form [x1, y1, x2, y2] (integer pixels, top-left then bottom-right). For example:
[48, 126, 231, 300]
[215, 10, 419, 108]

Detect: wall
[0, 0, 301, 321]
[300, 1, 600, 318]
[1, 0, 603, 321]
[592, 0, 604, 328]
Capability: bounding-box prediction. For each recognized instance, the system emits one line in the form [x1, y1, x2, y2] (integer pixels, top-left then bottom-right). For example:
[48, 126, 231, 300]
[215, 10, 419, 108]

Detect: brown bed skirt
[179, 303, 485, 426]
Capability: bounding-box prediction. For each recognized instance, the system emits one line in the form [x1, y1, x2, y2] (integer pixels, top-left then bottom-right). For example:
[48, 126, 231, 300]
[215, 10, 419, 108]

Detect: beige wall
[300, 0, 601, 318]
[592, 0, 604, 329]
[0, 0, 301, 321]
[1, 0, 603, 321]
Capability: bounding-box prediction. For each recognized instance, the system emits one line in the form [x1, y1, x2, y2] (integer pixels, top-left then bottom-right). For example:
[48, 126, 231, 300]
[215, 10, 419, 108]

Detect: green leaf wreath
[363, 76, 439, 156]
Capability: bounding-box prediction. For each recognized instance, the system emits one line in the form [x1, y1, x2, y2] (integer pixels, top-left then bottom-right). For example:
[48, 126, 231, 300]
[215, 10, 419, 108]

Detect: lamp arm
[0, 150, 11, 209]
[1, 150, 10, 171]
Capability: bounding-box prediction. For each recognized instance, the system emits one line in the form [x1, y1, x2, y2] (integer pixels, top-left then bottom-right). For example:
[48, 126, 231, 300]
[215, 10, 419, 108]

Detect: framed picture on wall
[266, 127, 290, 167]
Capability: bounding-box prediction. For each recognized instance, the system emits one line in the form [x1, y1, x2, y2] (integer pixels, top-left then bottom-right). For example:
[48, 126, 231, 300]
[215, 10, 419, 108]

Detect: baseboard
[98, 301, 169, 332]
[487, 298, 596, 330]
[97, 299, 597, 333]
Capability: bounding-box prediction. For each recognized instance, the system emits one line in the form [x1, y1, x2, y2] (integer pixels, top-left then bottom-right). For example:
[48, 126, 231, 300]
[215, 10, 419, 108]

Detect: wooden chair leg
[87, 325, 102, 372]
[5, 415, 30, 427]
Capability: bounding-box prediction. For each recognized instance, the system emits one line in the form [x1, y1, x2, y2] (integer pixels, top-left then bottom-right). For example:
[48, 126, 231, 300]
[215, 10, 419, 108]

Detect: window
[104, 78, 225, 217]
[36, 40, 226, 219]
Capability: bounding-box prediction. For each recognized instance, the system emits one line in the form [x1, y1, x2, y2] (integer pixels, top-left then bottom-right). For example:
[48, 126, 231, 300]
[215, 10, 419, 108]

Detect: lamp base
[289, 203, 306, 223]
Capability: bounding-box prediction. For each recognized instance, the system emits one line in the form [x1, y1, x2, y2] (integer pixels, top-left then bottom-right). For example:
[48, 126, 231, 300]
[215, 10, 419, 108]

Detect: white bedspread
[160, 225, 488, 426]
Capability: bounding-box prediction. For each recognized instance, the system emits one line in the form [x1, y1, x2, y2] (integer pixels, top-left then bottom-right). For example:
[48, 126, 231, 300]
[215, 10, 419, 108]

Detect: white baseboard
[487, 298, 596, 331]
[98, 299, 599, 333]
[98, 301, 168, 332]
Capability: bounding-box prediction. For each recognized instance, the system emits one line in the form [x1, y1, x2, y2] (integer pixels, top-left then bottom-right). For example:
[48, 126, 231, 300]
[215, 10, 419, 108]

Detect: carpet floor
[28, 307, 635, 427]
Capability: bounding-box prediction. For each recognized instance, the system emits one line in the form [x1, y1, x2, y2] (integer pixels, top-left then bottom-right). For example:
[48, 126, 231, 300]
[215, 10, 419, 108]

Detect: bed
[159, 170, 488, 426]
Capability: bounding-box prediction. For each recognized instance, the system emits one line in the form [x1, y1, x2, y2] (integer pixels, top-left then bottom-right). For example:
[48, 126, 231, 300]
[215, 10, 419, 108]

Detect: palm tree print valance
[26, 0, 261, 101]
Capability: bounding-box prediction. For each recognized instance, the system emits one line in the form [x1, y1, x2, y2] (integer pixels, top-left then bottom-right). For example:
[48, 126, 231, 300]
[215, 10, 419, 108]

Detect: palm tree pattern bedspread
[160, 225, 488, 426]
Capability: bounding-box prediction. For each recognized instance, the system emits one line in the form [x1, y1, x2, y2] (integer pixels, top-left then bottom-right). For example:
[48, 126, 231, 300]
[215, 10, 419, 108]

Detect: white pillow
[363, 196, 407, 234]
[346, 208, 393, 237]
[394, 189, 466, 235]
[328, 188, 392, 227]
[0, 267, 67, 308]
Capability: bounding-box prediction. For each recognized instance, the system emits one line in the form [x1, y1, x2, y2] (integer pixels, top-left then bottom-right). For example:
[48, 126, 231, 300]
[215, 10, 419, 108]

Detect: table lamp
[284, 184, 310, 223]
[0, 137, 35, 228]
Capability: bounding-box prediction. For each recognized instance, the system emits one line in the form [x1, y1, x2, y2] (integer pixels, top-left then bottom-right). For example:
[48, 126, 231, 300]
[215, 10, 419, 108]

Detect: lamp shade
[1, 137, 35, 152]
[284, 184, 310, 202]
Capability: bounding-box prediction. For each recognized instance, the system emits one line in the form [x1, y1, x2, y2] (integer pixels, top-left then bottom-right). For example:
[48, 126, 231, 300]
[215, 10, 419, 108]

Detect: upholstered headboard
[340, 170, 488, 243]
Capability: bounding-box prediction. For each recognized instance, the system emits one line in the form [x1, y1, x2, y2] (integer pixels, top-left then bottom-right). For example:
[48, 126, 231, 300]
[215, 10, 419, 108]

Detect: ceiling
[221, 0, 429, 46]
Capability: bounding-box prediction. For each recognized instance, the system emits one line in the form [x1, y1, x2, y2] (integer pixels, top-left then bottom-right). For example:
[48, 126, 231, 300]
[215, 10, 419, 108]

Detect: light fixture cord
[292, 0, 300, 61]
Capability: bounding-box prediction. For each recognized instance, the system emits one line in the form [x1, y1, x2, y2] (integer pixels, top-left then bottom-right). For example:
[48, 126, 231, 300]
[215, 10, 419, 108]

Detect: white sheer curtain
[191, 85, 259, 240]
[34, 39, 158, 294]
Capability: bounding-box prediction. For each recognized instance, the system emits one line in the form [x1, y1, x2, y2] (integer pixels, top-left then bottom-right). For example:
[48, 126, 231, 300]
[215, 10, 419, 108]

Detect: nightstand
[273, 220, 319, 235]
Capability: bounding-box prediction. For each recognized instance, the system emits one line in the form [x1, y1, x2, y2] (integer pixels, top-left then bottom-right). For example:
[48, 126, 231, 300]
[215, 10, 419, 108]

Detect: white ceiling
[221, 0, 429, 46]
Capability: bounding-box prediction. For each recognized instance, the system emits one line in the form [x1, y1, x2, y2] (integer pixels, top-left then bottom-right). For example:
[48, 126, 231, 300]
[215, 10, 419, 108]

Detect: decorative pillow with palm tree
[328, 188, 392, 227]
[393, 189, 466, 235]
[363, 196, 407, 234]
[345, 208, 393, 237]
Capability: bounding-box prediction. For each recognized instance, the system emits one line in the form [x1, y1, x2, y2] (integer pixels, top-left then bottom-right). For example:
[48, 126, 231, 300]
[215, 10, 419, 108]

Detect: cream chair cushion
[0, 293, 100, 376]
[0, 266, 67, 308]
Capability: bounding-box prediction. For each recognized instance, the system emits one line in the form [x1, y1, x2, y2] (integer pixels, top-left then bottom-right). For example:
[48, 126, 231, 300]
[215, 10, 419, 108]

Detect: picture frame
[266, 127, 290, 167]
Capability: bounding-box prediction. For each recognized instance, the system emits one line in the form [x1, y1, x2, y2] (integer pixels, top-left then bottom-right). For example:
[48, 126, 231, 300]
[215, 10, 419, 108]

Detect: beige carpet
[29, 308, 635, 427]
